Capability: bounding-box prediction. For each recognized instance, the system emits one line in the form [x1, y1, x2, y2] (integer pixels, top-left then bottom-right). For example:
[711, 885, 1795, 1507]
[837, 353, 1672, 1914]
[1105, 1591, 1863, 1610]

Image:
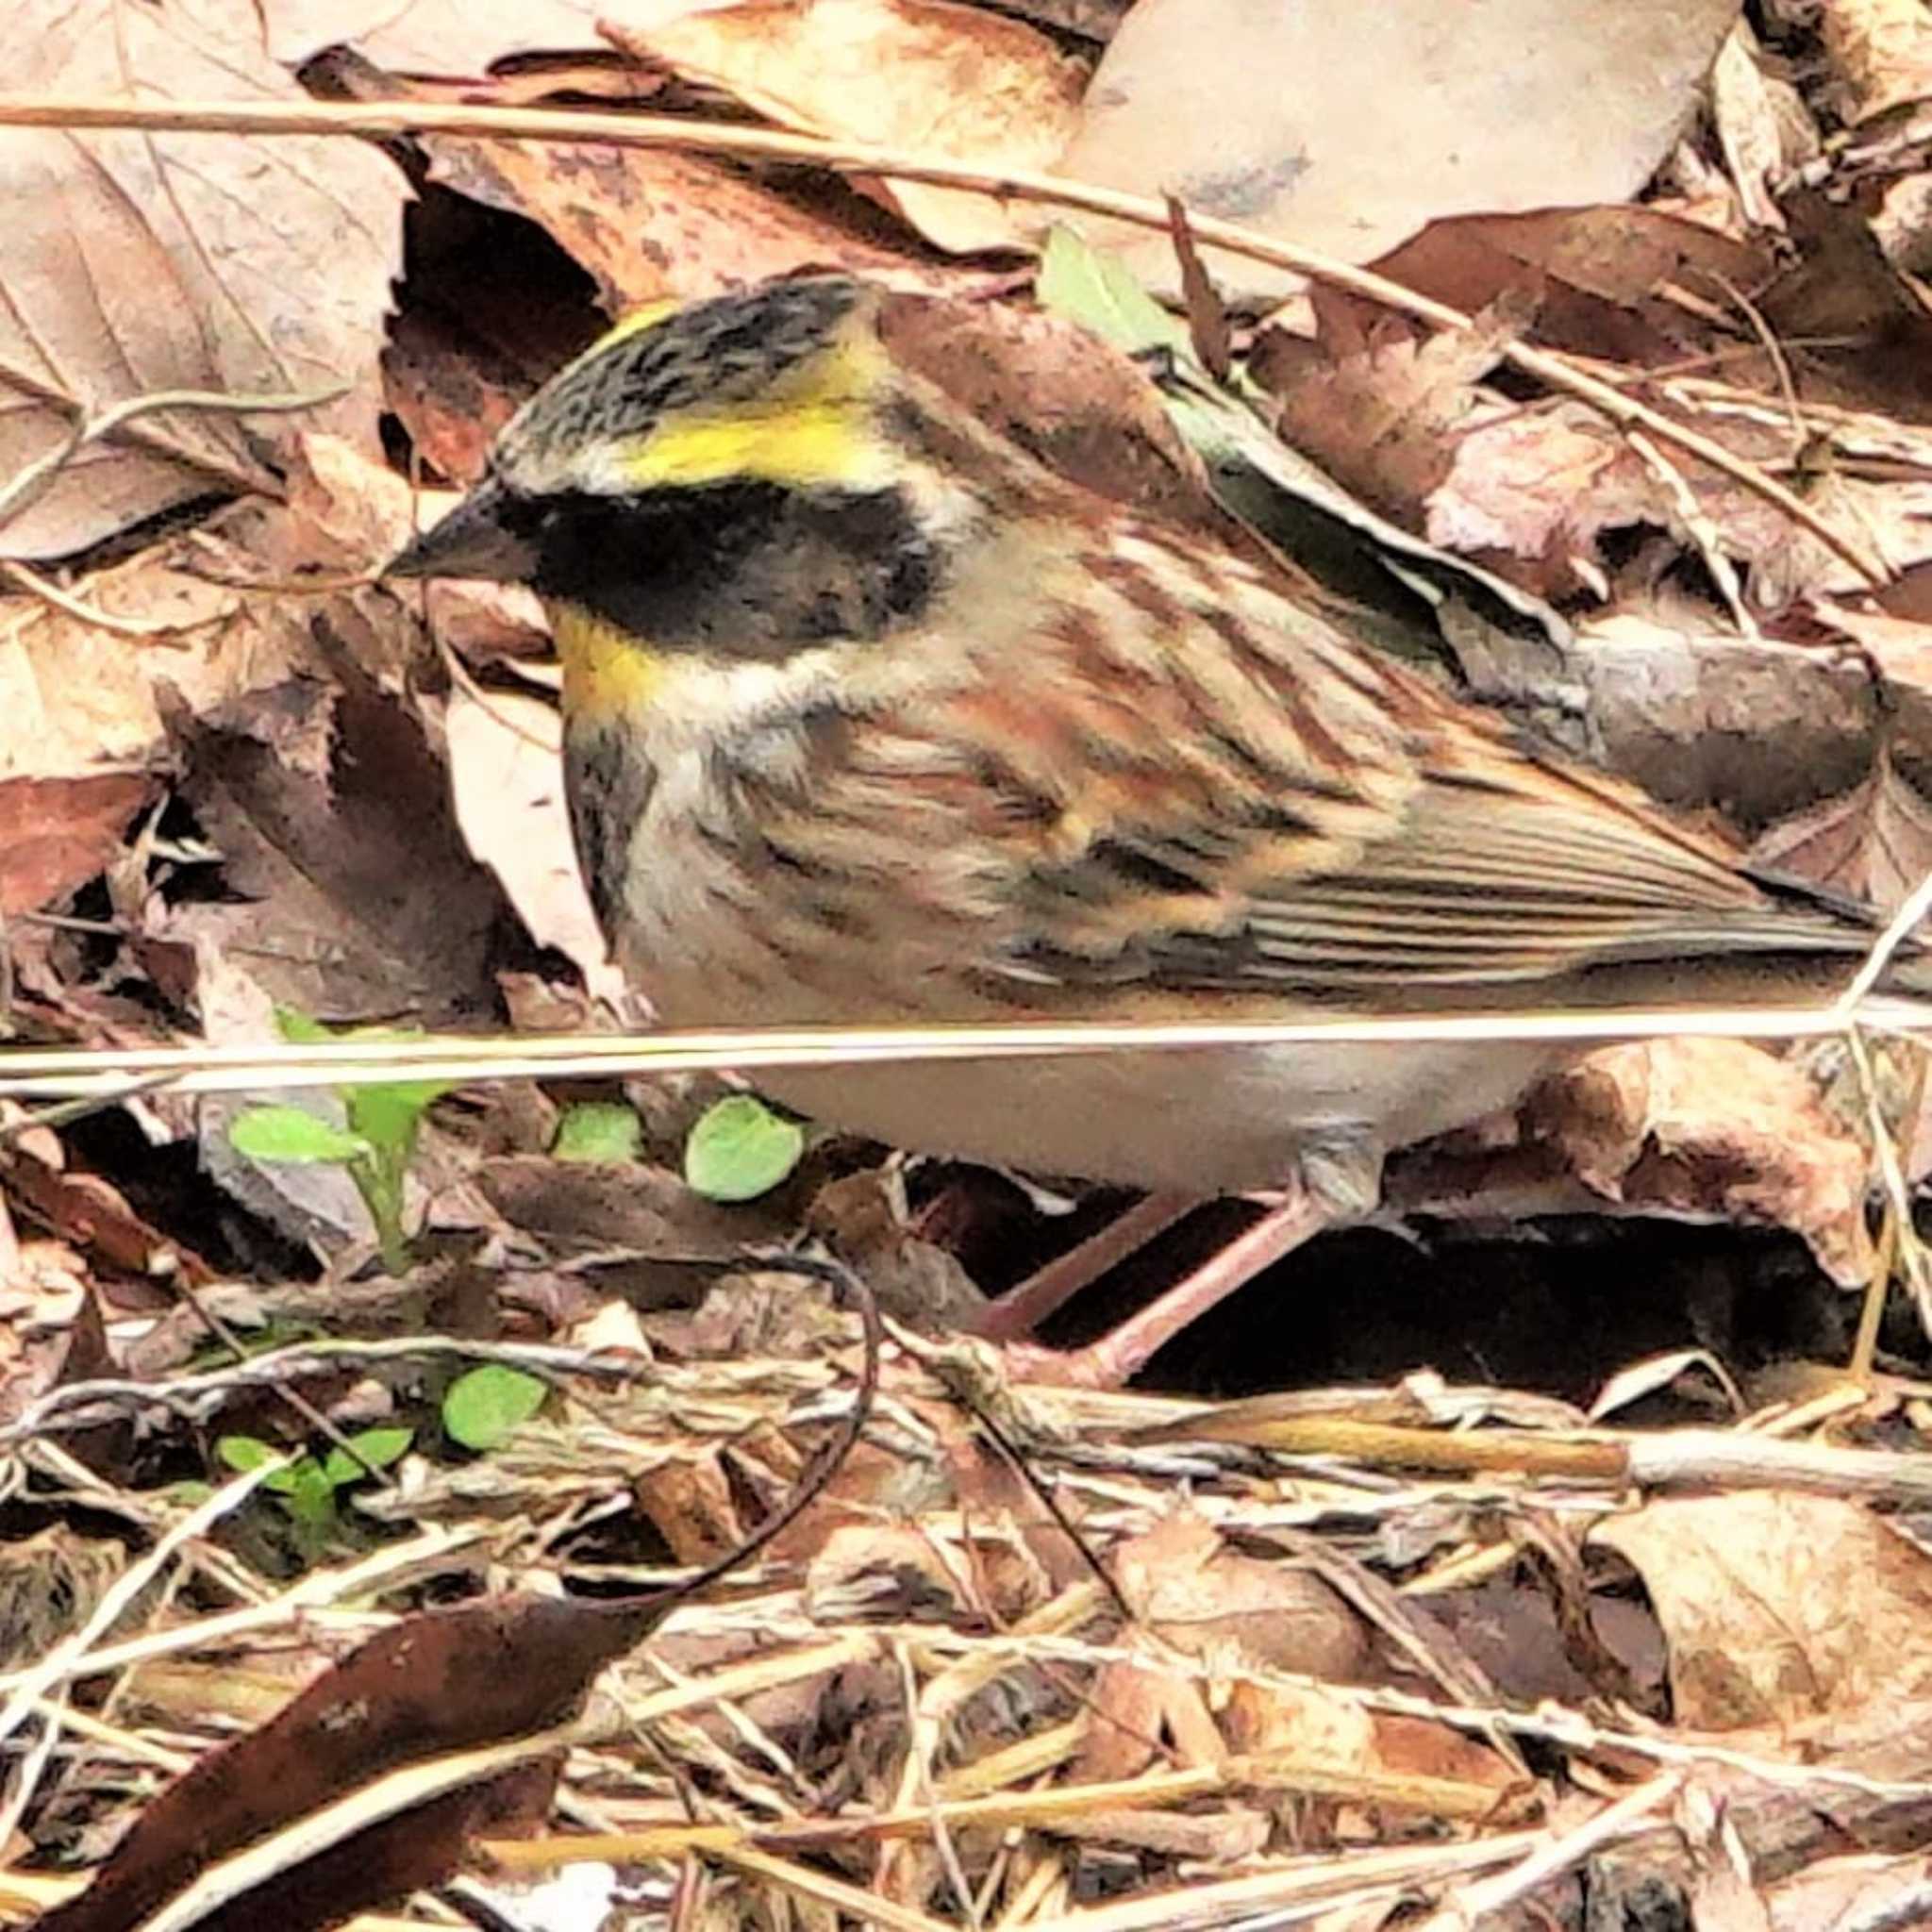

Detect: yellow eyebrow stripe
[611, 326, 895, 494]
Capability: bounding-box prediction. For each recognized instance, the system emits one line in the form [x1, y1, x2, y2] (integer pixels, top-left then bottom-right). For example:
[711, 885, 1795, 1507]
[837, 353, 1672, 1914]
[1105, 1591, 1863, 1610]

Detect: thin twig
[0, 558, 206, 636]
[0, 378, 345, 535]
[0, 94, 1886, 585]
[4, 1002, 1932, 1105]
[1412, 1771, 1686, 1931]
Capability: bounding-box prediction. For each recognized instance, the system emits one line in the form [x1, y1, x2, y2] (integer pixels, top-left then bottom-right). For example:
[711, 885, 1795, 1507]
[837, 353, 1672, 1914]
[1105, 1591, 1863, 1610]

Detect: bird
[387, 273, 1927, 1386]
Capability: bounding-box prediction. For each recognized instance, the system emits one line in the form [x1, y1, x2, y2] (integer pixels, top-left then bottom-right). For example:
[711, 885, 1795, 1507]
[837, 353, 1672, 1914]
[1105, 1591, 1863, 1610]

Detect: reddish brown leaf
[156, 666, 508, 1023]
[34, 1594, 658, 1932]
[1361, 208, 1774, 367]
[425, 135, 963, 311]
[0, 773, 152, 915]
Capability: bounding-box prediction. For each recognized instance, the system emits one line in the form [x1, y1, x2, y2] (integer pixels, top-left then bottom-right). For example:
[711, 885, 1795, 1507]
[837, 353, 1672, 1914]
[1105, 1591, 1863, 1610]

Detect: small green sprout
[217, 1426, 413, 1533]
[226, 1008, 454, 1274]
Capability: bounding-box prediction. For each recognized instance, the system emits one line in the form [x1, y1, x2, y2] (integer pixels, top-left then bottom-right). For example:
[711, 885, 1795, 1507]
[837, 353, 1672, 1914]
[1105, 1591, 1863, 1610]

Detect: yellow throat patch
[551, 601, 672, 721]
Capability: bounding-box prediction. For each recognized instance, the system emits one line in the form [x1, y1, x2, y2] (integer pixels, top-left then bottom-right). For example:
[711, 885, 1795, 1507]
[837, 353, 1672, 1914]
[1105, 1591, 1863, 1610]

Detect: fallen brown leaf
[1592, 1491, 1932, 1726]
[1260, 313, 1512, 531]
[1055, 0, 1741, 293]
[425, 133, 962, 309]
[1075, 1511, 1372, 1784]
[1358, 207, 1774, 367]
[606, 0, 1084, 253]
[265, 0, 609, 69]
[1424, 400, 1668, 598]
[1526, 1039, 1876, 1286]
[1751, 741, 1932, 911]
[156, 666, 508, 1023]
[1, 0, 402, 559]
[0, 773, 153, 916]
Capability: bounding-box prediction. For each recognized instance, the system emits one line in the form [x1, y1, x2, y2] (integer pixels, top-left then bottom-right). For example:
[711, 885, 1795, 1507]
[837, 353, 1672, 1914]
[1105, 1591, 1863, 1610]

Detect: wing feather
[739, 514, 1876, 1009]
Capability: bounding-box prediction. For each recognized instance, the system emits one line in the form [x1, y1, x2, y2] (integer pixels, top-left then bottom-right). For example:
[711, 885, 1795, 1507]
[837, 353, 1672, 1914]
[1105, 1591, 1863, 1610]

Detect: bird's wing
[743, 521, 1871, 1006]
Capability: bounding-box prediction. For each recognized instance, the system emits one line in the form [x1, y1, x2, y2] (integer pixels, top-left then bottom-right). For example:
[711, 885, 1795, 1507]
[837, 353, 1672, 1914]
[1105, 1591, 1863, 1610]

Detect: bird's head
[386, 276, 1004, 690]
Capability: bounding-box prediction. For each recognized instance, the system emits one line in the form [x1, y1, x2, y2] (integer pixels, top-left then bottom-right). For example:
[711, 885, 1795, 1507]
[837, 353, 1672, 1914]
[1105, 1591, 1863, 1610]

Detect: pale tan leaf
[0, 0, 404, 561]
[264, 0, 608, 68]
[1822, 0, 1932, 124]
[1054, 0, 1742, 296]
[0, 549, 291, 781]
[1711, 25, 1791, 229]
[1526, 1039, 1875, 1286]
[606, 0, 1084, 253]
[445, 685, 622, 1001]
[1592, 1492, 1932, 1726]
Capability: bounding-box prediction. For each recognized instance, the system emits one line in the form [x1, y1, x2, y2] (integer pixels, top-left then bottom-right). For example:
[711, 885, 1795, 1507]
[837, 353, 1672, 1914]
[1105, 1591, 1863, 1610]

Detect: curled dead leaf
[1526, 1039, 1876, 1285]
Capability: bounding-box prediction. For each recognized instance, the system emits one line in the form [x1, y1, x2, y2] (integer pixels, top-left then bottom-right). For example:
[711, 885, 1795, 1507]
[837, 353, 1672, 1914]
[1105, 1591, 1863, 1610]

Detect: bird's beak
[385, 478, 539, 583]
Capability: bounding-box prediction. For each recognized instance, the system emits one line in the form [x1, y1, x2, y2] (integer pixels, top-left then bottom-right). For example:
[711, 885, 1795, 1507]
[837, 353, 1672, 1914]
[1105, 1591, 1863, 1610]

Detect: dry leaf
[424, 134, 961, 311]
[1751, 743, 1932, 911]
[1223, 1676, 1525, 1820]
[0, 774, 154, 915]
[1358, 207, 1774, 368]
[1055, 0, 1742, 295]
[1592, 1492, 1932, 1726]
[445, 685, 620, 1000]
[1822, 0, 1932, 124]
[157, 670, 507, 1022]
[1426, 402, 1666, 597]
[265, 0, 609, 68]
[1526, 1038, 1875, 1285]
[1110, 1512, 1369, 1677]
[1, 0, 402, 559]
[1575, 602, 1880, 829]
[606, 0, 1084, 253]
[383, 310, 539, 488]
[1261, 317, 1509, 530]
[1712, 25, 1791, 229]
[0, 544, 298, 781]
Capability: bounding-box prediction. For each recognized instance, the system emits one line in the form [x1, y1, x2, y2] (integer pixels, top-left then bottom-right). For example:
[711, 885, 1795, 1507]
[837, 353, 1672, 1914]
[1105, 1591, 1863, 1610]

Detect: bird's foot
[988, 1188, 1338, 1389]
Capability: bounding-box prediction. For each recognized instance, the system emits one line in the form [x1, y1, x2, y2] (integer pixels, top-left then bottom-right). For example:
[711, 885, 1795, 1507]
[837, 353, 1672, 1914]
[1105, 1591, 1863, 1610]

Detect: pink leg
[974, 1191, 1197, 1342]
[1007, 1187, 1335, 1389]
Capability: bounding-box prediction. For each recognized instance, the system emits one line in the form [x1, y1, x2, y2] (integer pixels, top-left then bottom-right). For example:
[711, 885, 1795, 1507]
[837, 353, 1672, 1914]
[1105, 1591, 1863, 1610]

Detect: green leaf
[1038, 225, 1189, 358]
[218, 1436, 305, 1493]
[281, 1460, 340, 1524]
[321, 1426, 413, 1488]
[228, 1106, 368, 1166]
[346, 1079, 451, 1157]
[216, 1435, 276, 1474]
[552, 1101, 643, 1164]
[442, 1364, 547, 1451]
[683, 1094, 804, 1203]
[273, 1006, 335, 1045]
